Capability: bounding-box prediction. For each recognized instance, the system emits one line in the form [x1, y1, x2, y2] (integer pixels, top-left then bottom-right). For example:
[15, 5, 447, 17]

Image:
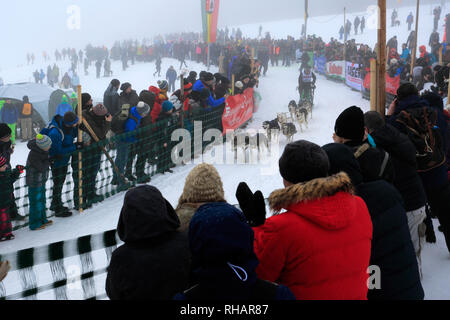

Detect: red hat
[184, 82, 193, 91]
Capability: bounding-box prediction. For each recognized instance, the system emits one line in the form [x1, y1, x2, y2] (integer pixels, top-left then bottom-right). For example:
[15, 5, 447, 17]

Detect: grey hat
[136, 101, 150, 116]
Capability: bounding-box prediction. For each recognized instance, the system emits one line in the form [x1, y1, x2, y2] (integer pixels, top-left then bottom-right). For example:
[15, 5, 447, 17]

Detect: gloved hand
[16, 165, 25, 174]
[236, 182, 266, 227]
[75, 142, 84, 150]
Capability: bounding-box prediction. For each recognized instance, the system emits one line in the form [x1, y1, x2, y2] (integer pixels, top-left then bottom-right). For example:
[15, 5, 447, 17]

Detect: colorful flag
[201, 0, 220, 43]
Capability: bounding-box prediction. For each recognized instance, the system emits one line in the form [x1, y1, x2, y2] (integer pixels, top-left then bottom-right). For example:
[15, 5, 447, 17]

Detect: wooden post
[447, 79, 450, 107]
[377, 0, 386, 117]
[180, 72, 185, 129]
[76, 85, 83, 213]
[304, 0, 308, 41]
[251, 47, 255, 74]
[439, 46, 443, 65]
[370, 58, 378, 111]
[343, 7, 346, 61]
[410, 0, 420, 79]
[231, 74, 235, 95]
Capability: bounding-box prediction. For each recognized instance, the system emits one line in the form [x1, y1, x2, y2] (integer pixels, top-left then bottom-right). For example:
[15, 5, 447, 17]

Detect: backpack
[22, 103, 32, 116]
[396, 107, 446, 172]
[110, 104, 138, 134]
[40, 123, 64, 142]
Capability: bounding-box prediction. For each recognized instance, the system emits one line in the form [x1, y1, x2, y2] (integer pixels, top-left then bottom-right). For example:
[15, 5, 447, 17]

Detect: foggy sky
[0, 0, 445, 68]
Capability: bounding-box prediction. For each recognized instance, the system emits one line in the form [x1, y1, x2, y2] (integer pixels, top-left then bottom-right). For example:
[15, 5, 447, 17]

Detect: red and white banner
[363, 73, 400, 95]
[222, 88, 254, 134]
[326, 61, 345, 81]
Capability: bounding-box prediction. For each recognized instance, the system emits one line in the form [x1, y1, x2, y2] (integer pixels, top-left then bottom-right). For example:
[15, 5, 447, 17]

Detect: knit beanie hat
[162, 101, 174, 113]
[70, 92, 77, 100]
[111, 79, 120, 88]
[158, 80, 168, 91]
[136, 101, 150, 116]
[203, 73, 214, 82]
[334, 106, 365, 142]
[397, 82, 418, 101]
[177, 164, 226, 207]
[63, 111, 79, 126]
[82, 93, 92, 107]
[184, 82, 193, 91]
[92, 103, 108, 117]
[279, 140, 330, 184]
[0, 123, 12, 139]
[36, 134, 52, 151]
[235, 81, 244, 89]
[120, 82, 132, 92]
[0, 156, 7, 168]
[61, 95, 69, 104]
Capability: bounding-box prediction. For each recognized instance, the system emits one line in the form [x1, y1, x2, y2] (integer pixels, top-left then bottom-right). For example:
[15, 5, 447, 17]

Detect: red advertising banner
[363, 73, 400, 95]
[222, 88, 254, 134]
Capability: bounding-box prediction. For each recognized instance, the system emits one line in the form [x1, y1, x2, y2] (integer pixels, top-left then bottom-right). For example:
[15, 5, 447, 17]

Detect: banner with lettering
[326, 61, 345, 81]
[222, 88, 254, 134]
[363, 72, 400, 95]
[345, 62, 362, 91]
[314, 55, 327, 75]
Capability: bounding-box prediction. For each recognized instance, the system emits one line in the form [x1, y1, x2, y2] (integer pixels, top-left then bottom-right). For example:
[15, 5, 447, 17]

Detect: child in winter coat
[0, 156, 23, 241]
[26, 134, 53, 231]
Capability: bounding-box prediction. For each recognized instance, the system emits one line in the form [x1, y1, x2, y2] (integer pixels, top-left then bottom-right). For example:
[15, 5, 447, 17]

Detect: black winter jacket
[26, 140, 50, 187]
[370, 124, 427, 211]
[106, 186, 190, 300]
[103, 84, 120, 116]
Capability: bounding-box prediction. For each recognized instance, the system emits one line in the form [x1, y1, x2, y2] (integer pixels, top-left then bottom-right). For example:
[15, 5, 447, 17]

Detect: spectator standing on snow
[106, 185, 191, 300]
[176, 164, 226, 232]
[323, 143, 424, 300]
[0, 157, 23, 242]
[407, 12, 414, 31]
[26, 134, 53, 231]
[103, 79, 121, 116]
[0, 100, 19, 144]
[174, 202, 296, 301]
[45, 111, 80, 218]
[166, 66, 177, 93]
[236, 140, 373, 300]
[55, 95, 73, 117]
[19, 96, 33, 142]
[364, 111, 428, 275]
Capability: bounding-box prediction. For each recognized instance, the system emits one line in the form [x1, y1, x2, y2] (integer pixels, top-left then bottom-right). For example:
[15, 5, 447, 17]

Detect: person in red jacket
[236, 140, 373, 300]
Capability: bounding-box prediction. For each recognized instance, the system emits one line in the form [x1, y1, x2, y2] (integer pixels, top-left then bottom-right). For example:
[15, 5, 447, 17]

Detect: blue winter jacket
[192, 80, 225, 110]
[56, 103, 73, 117]
[166, 68, 177, 83]
[400, 48, 410, 62]
[46, 116, 77, 168]
[0, 104, 19, 124]
[123, 107, 142, 143]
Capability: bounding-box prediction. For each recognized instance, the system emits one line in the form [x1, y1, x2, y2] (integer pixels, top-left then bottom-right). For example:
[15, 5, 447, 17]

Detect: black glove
[236, 182, 266, 227]
[75, 142, 84, 150]
[16, 165, 25, 174]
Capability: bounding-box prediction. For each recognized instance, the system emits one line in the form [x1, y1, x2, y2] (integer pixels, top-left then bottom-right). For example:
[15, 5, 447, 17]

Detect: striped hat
[36, 134, 52, 151]
[0, 156, 7, 168]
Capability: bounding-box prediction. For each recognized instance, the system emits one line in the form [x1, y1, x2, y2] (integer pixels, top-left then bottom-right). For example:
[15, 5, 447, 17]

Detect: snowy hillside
[0, 4, 449, 300]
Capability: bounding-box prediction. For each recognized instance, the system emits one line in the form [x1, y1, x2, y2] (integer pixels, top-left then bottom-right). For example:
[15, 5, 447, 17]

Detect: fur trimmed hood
[269, 172, 354, 212]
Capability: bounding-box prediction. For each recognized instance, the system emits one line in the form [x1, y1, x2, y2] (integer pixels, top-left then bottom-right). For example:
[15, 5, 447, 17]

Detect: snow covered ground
[0, 3, 449, 300]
